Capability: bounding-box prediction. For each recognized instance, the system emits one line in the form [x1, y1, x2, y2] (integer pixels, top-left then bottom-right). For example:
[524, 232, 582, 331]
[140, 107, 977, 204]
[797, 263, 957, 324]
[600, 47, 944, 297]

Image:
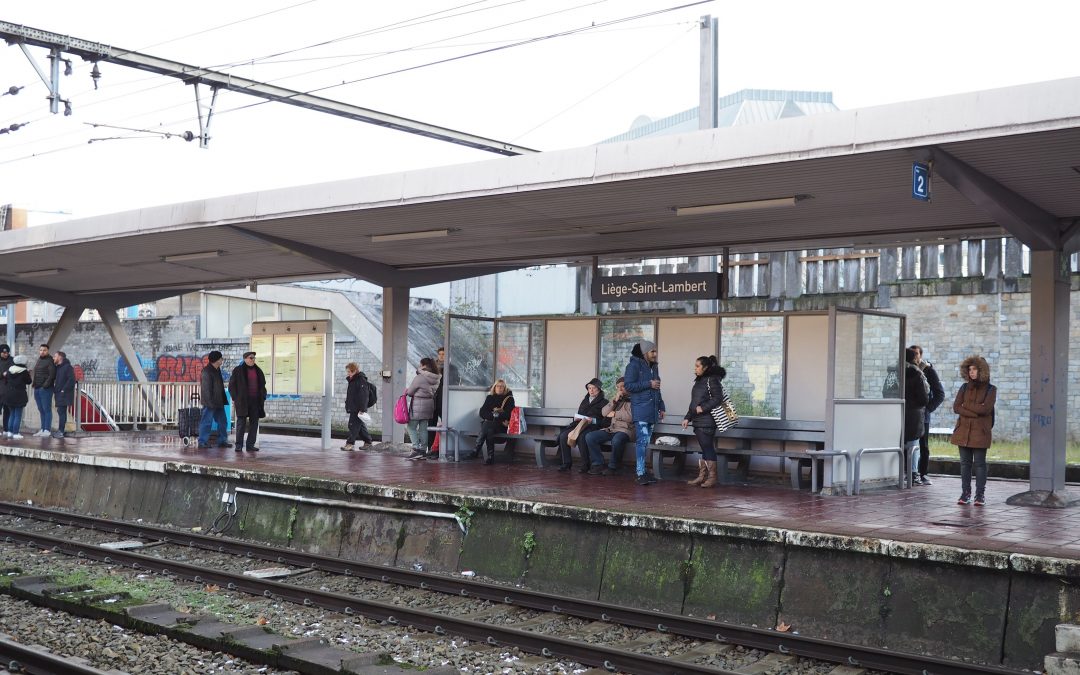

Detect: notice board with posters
[250, 320, 331, 396]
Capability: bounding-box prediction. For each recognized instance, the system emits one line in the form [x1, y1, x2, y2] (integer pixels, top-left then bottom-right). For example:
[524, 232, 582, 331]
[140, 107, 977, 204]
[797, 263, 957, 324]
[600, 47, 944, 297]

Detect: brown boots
[687, 460, 719, 488]
[687, 460, 708, 486]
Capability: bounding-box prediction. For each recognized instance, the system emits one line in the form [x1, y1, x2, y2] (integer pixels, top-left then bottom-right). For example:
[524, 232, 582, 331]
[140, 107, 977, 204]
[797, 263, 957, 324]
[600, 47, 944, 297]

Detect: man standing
[0, 344, 13, 434]
[910, 344, 946, 485]
[341, 362, 374, 451]
[624, 340, 665, 486]
[32, 344, 56, 437]
[198, 350, 229, 450]
[229, 351, 267, 453]
[52, 350, 76, 439]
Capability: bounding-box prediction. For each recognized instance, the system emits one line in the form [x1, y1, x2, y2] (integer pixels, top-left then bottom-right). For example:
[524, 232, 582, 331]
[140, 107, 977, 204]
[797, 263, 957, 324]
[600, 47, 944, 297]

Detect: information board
[273, 334, 298, 393]
[299, 334, 325, 394]
[251, 320, 331, 396]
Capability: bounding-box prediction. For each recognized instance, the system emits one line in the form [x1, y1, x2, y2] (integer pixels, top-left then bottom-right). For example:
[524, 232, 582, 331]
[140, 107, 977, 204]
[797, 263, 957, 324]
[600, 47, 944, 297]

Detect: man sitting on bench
[556, 378, 607, 473]
[583, 377, 633, 475]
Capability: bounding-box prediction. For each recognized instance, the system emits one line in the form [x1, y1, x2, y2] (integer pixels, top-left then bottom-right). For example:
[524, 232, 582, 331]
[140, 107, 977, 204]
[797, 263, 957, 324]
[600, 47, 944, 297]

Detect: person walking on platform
[910, 345, 945, 485]
[951, 355, 996, 506]
[682, 355, 727, 488]
[405, 357, 441, 460]
[0, 344, 13, 434]
[625, 340, 665, 486]
[475, 379, 514, 465]
[3, 355, 32, 439]
[341, 362, 373, 451]
[31, 344, 56, 437]
[198, 351, 229, 450]
[52, 351, 76, 439]
[903, 347, 930, 487]
[556, 378, 607, 473]
[230, 351, 267, 453]
[583, 377, 633, 475]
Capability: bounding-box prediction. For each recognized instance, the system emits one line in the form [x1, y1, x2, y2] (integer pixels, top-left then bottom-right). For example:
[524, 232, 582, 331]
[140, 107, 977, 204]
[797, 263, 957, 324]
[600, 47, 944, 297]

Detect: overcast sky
[1, 0, 1078, 227]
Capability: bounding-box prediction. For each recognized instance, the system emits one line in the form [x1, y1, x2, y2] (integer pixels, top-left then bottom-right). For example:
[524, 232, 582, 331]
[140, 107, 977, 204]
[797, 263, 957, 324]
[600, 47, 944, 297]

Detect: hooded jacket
[0, 345, 12, 399]
[4, 359, 31, 408]
[624, 344, 665, 424]
[345, 371, 370, 414]
[53, 356, 76, 407]
[406, 368, 441, 421]
[950, 355, 996, 449]
[903, 361, 929, 443]
[684, 365, 727, 429]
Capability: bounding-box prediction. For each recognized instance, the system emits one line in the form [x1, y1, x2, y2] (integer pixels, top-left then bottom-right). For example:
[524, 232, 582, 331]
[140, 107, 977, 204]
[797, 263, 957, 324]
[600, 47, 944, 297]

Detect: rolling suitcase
[179, 392, 200, 446]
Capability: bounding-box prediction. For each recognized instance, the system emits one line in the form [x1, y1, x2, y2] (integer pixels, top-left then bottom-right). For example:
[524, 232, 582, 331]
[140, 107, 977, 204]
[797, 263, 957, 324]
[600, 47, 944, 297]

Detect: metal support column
[46, 306, 83, 352]
[1007, 249, 1078, 507]
[693, 14, 719, 315]
[320, 329, 334, 450]
[382, 287, 410, 444]
[97, 308, 149, 383]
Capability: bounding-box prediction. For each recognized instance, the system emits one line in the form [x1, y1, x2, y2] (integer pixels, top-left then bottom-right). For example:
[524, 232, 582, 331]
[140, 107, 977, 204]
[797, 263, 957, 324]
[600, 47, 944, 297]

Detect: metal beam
[0, 280, 198, 311]
[0, 20, 537, 156]
[226, 226, 524, 286]
[98, 307, 149, 384]
[46, 305, 82, 351]
[911, 146, 1062, 250]
[382, 287, 409, 444]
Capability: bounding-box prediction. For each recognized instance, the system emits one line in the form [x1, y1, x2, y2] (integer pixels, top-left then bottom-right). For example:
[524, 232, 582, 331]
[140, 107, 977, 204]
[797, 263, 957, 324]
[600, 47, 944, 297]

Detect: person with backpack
[342, 362, 374, 451]
[950, 355, 996, 507]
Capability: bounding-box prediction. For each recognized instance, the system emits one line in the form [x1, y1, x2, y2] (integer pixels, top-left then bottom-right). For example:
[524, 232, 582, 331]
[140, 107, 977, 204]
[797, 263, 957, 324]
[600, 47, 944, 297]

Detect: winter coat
[3, 366, 31, 408]
[406, 369, 441, 421]
[684, 365, 727, 429]
[903, 362, 929, 443]
[53, 358, 76, 408]
[345, 372, 370, 414]
[599, 396, 635, 439]
[950, 356, 996, 449]
[572, 392, 608, 427]
[624, 351, 665, 423]
[0, 352, 12, 399]
[32, 355, 55, 389]
[920, 361, 946, 427]
[479, 391, 515, 428]
[229, 364, 267, 418]
[199, 364, 227, 409]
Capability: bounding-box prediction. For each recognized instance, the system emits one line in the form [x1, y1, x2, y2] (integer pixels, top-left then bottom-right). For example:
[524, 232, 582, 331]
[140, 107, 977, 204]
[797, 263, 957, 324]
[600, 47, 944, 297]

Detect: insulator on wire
[63, 59, 73, 76]
[63, 100, 72, 116]
[3, 86, 21, 97]
[91, 63, 101, 90]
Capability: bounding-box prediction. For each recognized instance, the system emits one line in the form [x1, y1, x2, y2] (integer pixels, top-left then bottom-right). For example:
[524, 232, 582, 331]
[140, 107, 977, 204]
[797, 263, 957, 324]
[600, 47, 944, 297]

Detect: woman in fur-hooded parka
[950, 355, 995, 450]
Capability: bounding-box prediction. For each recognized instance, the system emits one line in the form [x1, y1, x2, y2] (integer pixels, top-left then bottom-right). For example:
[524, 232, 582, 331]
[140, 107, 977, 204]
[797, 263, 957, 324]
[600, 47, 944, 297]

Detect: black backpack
[363, 375, 377, 408]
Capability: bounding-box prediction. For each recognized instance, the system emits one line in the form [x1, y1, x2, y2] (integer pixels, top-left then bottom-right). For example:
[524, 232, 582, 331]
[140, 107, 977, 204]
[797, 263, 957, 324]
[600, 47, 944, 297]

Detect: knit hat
[585, 377, 603, 390]
[638, 340, 656, 354]
[13, 355, 28, 366]
[207, 350, 223, 363]
[0, 344, 9, 353]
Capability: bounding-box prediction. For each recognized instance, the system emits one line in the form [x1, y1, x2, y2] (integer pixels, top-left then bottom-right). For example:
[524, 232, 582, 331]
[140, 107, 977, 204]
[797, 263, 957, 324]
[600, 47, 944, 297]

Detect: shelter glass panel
[306, 308, 330, 319]
[280, 304, 305, 321]
[599, 319, 655, 395]
[228, 298, 252, 337]
[255, 301, 276, 322]
[205, 294, 228, 338]
[496, 321, 543, 407]
[448, 317, 494, 388]
[833, 312, 903, 399]
[720, 316, 783, 418]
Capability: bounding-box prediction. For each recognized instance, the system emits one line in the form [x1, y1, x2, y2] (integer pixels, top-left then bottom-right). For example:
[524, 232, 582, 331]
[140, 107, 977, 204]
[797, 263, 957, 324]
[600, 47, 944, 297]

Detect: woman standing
[405, 357, 441, 460]
[681, 355, 727, 488]
[950, 355, 996, 506]
[3, 355, 32, 439]
[475, 379, 514, 465]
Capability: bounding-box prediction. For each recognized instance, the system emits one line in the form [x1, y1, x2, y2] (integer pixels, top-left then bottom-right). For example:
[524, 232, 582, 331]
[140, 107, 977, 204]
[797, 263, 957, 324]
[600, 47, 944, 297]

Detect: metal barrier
[74, 381, 199, 430]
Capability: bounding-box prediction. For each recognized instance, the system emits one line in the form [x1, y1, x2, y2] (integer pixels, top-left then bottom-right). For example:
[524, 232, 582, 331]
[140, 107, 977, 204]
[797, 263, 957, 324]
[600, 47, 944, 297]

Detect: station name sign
[592, 272, 723, 303]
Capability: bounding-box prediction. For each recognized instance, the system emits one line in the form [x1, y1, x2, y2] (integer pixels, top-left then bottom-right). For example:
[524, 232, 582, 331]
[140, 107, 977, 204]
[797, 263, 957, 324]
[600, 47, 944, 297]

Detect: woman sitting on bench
[557, 377, 608, 473]
[583, 377, 634, 475]
[474, 379, 515, 465]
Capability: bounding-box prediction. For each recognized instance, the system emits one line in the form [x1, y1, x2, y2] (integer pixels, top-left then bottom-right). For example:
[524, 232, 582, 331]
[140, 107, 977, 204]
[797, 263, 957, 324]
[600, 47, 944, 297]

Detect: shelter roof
[1, 76, 1079, 306]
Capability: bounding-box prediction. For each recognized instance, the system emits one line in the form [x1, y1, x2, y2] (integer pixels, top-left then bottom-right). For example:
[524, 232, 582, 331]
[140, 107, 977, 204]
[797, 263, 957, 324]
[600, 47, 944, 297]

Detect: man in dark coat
[342, 362, 373, 451]
[910, 345, 946, 485]
[198, 350, 229, 449]
[51, 350, 76, 439]
[229, 351, 267, 452]
[624, 340, 665, 485]
[903, 347, 930, 487]
[0, 344, 12, 434]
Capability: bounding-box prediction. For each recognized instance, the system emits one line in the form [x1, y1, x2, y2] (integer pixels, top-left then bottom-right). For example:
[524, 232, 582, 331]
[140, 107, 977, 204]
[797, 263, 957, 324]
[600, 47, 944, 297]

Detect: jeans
[55, 404, 68, 435]
[198, 407, 228, 447]
[905, 439, 920, 482]
[407, 419, 428, 450]
[235, 413, 260, 449]
[584, 429, 629, 468]
[34, 388, 53, 432]
[7, 406, 23, 434]
[346, 411, 372, 444]
[694, 426, 717, 461]
[959, 446, 988, 498]
[633, 421, 654, 476]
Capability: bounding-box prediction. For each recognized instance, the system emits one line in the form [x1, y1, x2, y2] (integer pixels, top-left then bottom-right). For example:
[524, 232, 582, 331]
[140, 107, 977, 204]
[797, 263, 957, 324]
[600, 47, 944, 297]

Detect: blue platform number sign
[912, 162, 931, 202]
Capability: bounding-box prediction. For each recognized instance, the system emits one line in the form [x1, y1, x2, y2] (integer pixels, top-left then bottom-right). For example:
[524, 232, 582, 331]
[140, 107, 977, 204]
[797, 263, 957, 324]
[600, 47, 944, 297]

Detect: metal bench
[851, 446, 906, 494]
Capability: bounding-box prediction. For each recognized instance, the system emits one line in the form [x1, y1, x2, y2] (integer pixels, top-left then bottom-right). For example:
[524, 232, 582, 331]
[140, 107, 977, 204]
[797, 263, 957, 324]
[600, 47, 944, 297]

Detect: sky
[1, 0, 1079, 227]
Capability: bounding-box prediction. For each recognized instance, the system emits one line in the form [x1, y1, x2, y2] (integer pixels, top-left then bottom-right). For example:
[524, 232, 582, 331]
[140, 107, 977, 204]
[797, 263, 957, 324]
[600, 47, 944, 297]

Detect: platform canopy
[2, 76, 1080, 308]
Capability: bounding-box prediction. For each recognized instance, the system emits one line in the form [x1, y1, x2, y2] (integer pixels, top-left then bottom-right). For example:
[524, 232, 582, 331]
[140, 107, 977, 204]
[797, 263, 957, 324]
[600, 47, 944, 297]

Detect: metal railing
[72, 381, 198, 430]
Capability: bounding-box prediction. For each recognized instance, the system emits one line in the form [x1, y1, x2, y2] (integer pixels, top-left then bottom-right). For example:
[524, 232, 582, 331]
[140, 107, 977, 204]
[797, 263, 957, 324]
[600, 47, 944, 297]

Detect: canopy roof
[2, 77, 1079, 308]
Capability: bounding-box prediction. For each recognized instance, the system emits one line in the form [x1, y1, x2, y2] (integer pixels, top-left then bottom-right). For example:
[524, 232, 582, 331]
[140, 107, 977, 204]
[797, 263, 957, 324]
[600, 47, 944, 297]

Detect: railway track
[0, 502, 1026, 675]
[0, 634, 128, 675]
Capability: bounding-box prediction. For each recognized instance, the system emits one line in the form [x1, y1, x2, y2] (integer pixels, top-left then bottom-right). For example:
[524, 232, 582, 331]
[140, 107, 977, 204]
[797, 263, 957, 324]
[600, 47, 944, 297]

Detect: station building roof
[0, 76, 1078, 308]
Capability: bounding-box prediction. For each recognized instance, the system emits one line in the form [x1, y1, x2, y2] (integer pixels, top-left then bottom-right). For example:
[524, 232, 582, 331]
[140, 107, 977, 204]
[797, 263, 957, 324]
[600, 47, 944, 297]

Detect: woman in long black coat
[557, 377, 608, 473]
[474, 379, 515, 465]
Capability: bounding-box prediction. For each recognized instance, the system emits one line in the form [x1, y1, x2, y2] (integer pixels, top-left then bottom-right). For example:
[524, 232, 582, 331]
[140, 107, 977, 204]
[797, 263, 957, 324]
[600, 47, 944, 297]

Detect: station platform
[1, 431, 1078, 561]
[2, 432, 1080, 669]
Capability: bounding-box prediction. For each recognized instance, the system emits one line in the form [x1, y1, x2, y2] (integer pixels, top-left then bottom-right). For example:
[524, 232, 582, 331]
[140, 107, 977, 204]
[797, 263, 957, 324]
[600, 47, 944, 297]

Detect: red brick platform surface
[6, 432, 1080, 561]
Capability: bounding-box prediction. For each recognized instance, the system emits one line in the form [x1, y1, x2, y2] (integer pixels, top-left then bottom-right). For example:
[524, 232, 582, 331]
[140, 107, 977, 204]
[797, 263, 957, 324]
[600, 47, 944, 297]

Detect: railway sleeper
[734, 651, 797, 674]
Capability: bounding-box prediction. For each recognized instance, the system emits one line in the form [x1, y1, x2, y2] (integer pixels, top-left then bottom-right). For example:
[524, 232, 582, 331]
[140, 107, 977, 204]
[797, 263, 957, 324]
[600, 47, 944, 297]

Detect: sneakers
[587, 466, 604, 476]
[578, 464, 592, 474]
[973, 495, 985, 507]
[52, 432, 65, 439]
[34, 430, 50, 438]
[407, 449, 426, 461]
[11, 434, 23, 440]
[919, 475, 933, 486]
[340, 443, 355, 452]
[635, 472, 659, 485]
[911, 474, 923, 486]
[957, 495, 972, 505]
[246, 446, 259, 452]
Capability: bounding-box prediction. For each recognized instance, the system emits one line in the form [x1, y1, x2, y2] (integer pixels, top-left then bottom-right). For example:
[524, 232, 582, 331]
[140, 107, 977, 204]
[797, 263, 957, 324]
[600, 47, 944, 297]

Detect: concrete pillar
[98, 308, 149, 383]
[382, 287, 410, 444]
[46, 306, 83, 353]
[1007, 250, 1078, 508]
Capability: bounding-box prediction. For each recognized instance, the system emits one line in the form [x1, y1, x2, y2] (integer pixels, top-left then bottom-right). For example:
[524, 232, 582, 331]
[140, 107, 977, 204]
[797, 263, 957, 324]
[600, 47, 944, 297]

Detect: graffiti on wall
[116, 353, 207, 382]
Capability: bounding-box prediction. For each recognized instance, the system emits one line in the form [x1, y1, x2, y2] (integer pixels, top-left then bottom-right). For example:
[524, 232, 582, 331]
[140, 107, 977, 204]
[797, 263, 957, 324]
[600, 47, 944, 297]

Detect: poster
[299, 334, 325, 394]
[250, 335, 272, 367]
[272, 334, 299, 394]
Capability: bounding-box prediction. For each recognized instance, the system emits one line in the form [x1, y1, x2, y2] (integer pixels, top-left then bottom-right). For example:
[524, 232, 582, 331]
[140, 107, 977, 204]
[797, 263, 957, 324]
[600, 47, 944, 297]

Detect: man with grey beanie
[624, 339, 665, 485]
